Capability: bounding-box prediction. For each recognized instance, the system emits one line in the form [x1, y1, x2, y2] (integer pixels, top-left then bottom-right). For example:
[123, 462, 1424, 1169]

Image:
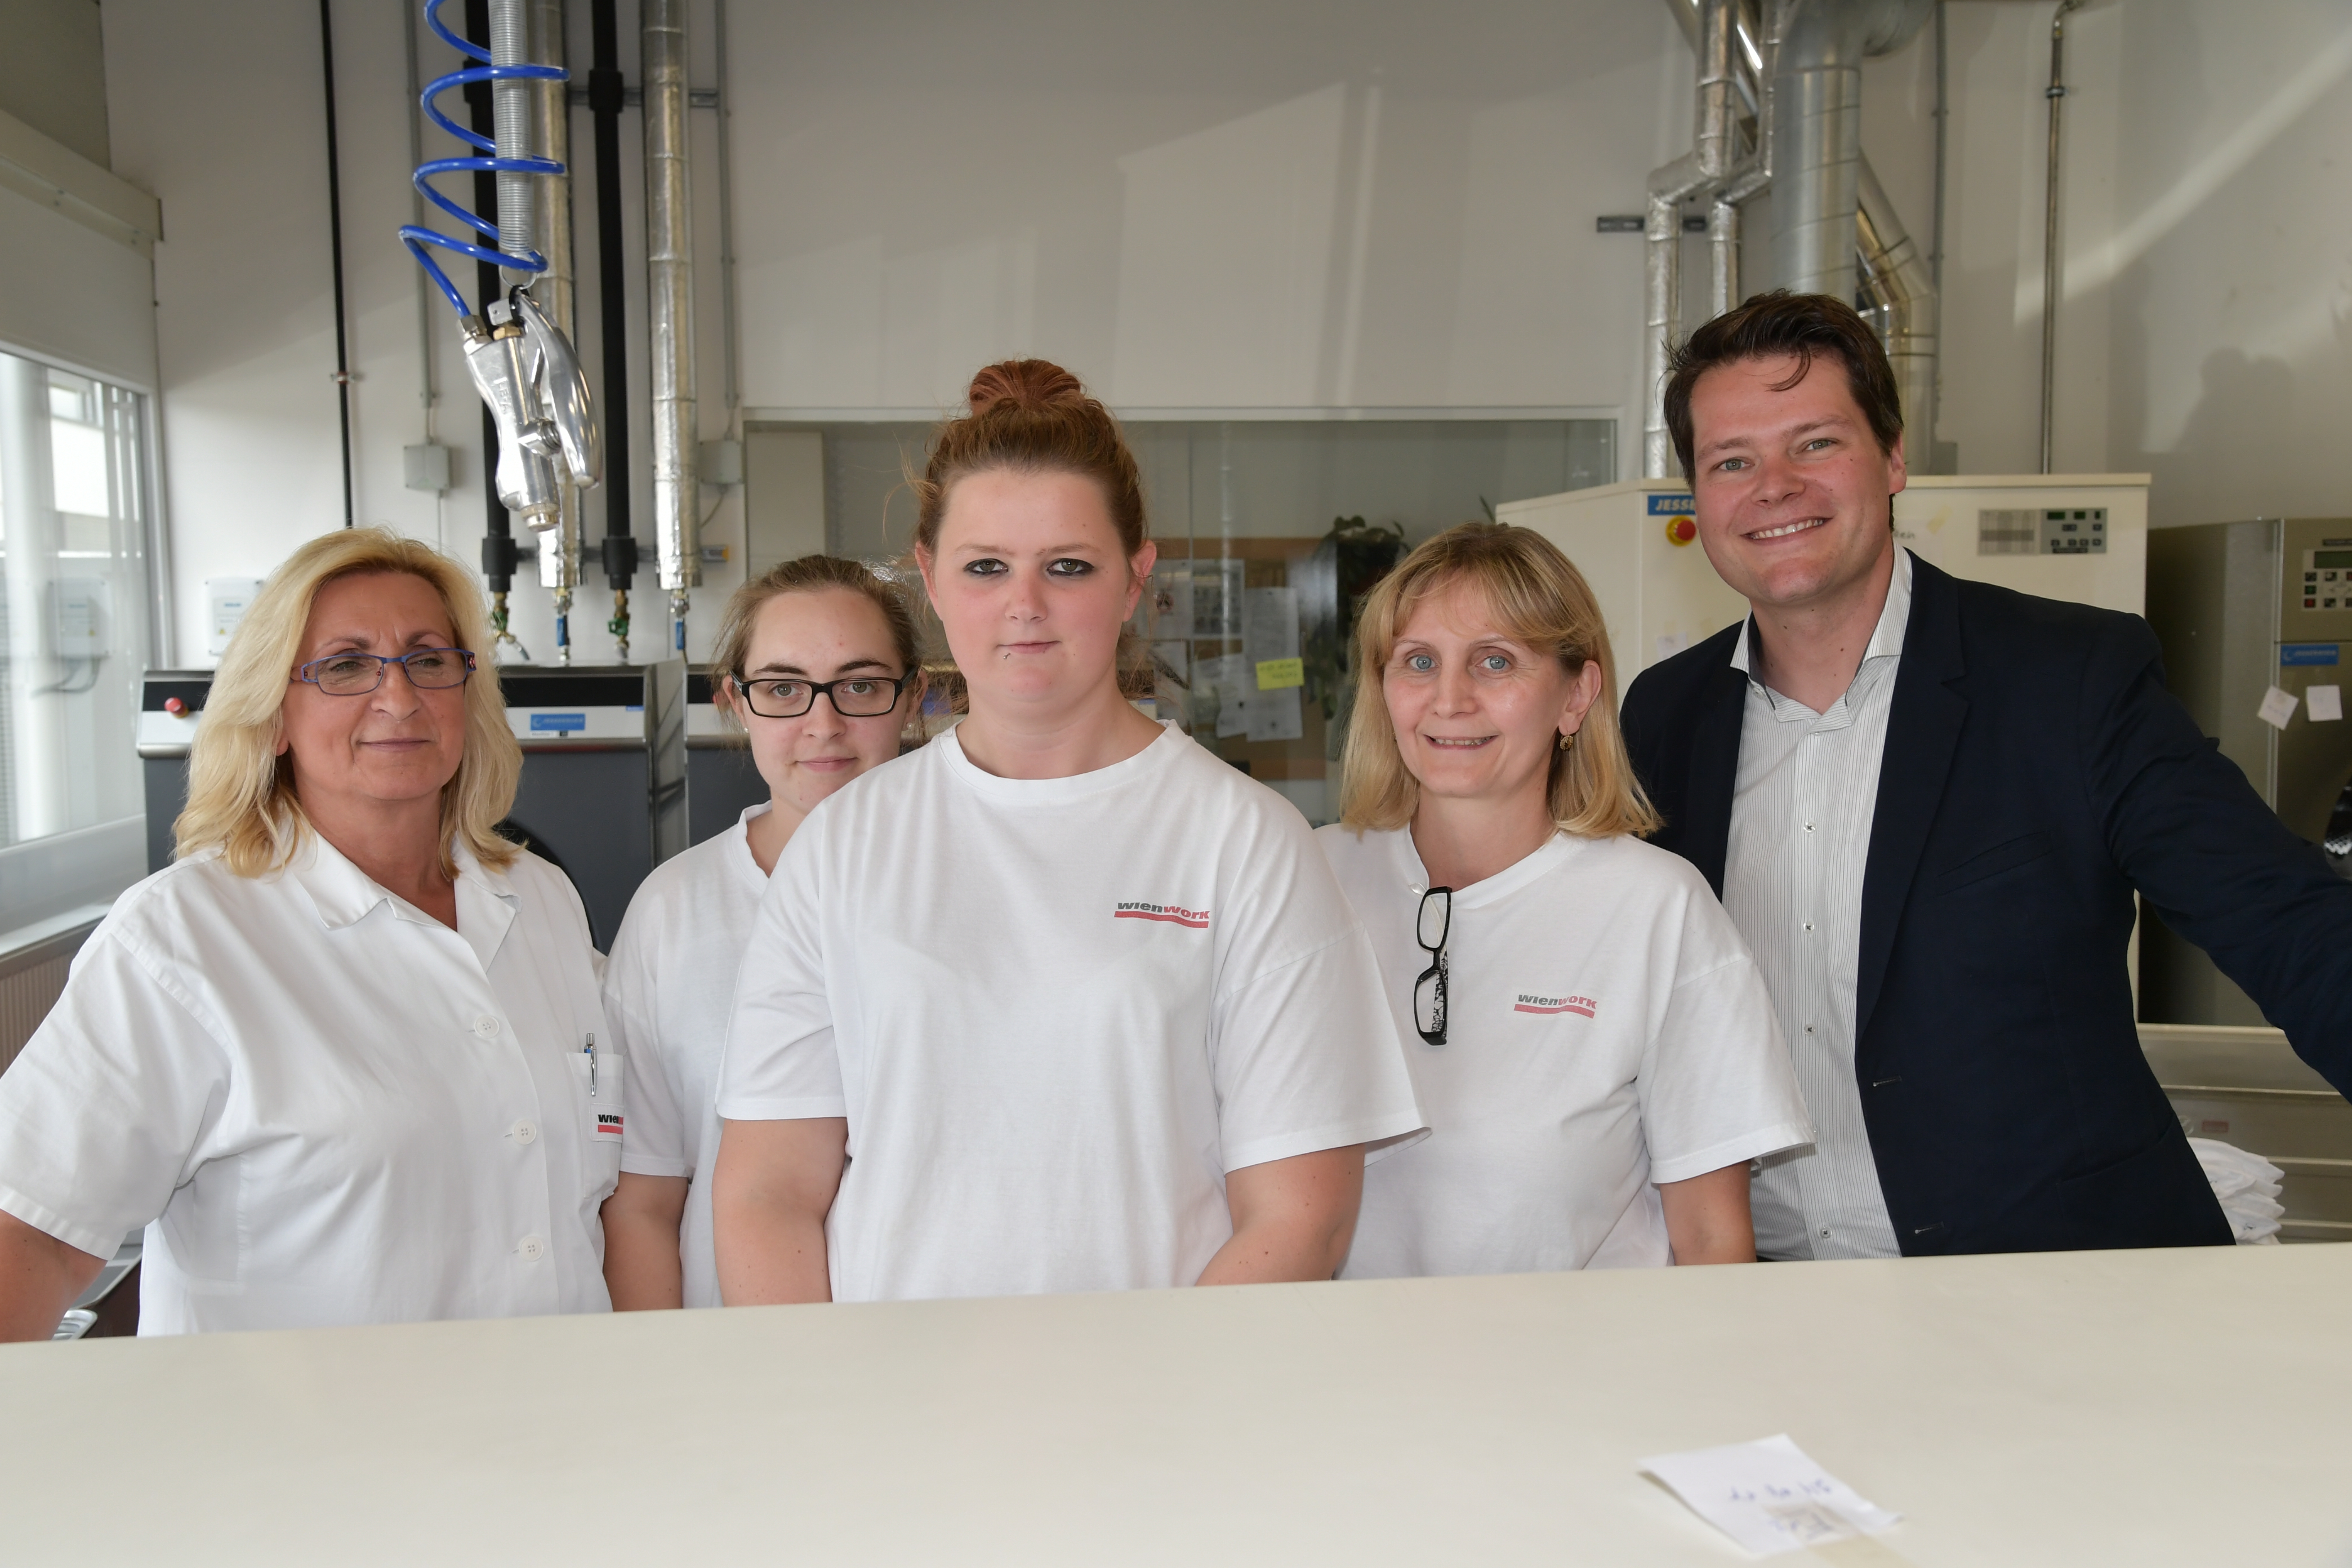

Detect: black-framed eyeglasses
[733, 669, 914, 719]
[293, 648, 476, 696]
[1413, 886, 1453, 1046]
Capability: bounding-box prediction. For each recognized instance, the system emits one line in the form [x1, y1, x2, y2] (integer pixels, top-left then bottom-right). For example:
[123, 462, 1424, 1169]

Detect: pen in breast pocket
[584, 1034, 597, 1098]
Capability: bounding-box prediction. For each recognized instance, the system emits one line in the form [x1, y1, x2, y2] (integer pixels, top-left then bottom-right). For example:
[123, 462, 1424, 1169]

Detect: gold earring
[1558, 731, 1576, 752]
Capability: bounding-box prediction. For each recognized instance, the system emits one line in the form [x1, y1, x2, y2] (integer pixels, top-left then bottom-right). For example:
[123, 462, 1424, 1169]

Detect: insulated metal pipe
[1642, 174, 1698, 478]
[1643, 0, 1753, 478]
[489, 0, 534, 287]
[1855, 154, 1938, 461]
[2039, 0, 2080, 474]
[643, 0, 700, 642]
[1769, 0, 1929, 299]
[1695, 0, 1739, 183]
[529, 0, 581, 657]
[1708, 198, 1742, 317]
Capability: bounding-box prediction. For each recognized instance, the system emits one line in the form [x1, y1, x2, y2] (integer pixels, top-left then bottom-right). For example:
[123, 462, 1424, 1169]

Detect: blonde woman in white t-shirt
[600, 556, 926, 1309]
[1319, 522, 1812, 1275]
[712, 360, 1423, 1304]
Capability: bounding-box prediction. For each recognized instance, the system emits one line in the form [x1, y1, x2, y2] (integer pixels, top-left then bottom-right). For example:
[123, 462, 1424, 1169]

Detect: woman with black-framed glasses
[0, 529, 618, 1339]
[1321, 523, 1810, 1279]
[598, 555, 925, 1312]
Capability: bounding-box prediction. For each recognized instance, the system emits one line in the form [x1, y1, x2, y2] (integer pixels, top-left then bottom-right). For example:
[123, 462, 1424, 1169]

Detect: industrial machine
[136, 670, 211, 872]
[499, 662, 687, 946]
[139, 665, 687, 951]
[1496, 474, 2151, 678]
[2142, 518, 2352, 1024]
[684, 666, 767, 845]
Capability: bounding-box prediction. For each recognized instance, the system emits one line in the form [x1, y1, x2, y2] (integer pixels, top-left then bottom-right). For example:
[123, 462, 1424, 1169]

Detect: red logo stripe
[1115, 909, 1210, 928]
[1513, 1002, 1596, 1017]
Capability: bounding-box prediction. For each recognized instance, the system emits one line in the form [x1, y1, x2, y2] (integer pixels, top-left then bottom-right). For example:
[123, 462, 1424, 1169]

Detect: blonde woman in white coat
[0, 528, 613, 1338]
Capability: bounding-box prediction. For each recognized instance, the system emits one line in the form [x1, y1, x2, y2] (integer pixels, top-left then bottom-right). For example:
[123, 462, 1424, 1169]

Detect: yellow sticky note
[1255, 658, 1304, 692]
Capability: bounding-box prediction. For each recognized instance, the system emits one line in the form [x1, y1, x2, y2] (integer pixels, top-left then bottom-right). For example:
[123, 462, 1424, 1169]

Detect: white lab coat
[0, 832, 619, 1334]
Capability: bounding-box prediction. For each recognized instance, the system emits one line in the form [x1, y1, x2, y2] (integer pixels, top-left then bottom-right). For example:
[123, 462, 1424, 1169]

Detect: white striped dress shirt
[1723, 548, 1913, 1260]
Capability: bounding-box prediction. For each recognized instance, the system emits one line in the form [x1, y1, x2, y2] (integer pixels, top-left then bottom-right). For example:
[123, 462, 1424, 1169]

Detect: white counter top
[2, 1244, 2347, 1565]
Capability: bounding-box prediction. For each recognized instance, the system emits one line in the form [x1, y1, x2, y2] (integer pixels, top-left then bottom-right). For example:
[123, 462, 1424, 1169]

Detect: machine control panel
[1977, 507, 2107, 556]
[2279, 523, 2352, 636]
[2297, 540, 2352, 612]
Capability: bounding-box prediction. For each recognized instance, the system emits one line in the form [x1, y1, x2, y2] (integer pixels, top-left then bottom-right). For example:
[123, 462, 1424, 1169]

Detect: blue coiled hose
[399, 0, 568, 317]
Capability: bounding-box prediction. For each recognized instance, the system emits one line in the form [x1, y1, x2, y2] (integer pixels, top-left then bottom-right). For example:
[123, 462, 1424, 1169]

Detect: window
[762, 415, 1613, 826]
[0, 351, 154, 934]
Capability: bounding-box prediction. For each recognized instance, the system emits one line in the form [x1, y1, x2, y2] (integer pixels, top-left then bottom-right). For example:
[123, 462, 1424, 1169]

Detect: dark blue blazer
[1620, 553, 2352, 1254]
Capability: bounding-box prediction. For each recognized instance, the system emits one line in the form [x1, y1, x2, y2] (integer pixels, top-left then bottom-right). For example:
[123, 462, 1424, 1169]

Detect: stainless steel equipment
[500, 663, 687, 945]
[137, 669, 212, 873]
[137, 663, 687, 949]
[684, 666, 767, 846]
[2143, 518, 2352, 1024]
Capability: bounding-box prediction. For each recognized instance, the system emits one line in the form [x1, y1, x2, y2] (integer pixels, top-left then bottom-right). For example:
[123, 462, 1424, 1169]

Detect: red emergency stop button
[163, 697, 186, 716]
[1665, 517, 1698, 546]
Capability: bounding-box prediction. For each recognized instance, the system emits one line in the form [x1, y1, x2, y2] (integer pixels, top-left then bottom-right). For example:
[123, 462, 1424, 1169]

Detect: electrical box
[47, 577, 108, 658]
[1496, 474, 2150, 679]
[698, 438, 744, 487]
[205, 577, 262, 659]
[403, 443, 452, 493]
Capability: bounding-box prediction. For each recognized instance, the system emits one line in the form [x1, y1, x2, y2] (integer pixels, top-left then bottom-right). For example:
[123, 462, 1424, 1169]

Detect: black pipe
[590, 0, 636, 593]
[318, 0, 354, 528]
[463, 0, 517, 592]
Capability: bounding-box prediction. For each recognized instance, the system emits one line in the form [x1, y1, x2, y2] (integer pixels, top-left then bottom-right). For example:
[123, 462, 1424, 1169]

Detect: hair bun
[967, 359, 1087, 416]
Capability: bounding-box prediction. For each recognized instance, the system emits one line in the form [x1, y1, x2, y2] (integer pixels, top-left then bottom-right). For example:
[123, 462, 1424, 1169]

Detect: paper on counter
[1640, 1434, 1899, 1557]
[2306, 684, 2342, 723]
[2258, 685, 2300, 730]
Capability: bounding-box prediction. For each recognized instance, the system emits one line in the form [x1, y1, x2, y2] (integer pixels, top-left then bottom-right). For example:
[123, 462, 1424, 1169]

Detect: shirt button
[1803, 922, 1815, 932]
[1804, 822, 1815, 831]
[516, 1235, 546, 1262]
[1805, 1025, 1816, 1034]
[1819, 1227, 1833, 1239]
[473, 1015, 501, 1039]
[509, 1120, 538, 1145]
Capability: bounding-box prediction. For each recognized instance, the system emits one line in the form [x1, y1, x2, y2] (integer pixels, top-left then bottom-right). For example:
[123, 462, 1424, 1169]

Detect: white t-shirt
[718, 723, 1425, 1303]
[1317, 825, 1811, 1276]
[607, 803, 771, 1307]
[0, 835, 617, 1334]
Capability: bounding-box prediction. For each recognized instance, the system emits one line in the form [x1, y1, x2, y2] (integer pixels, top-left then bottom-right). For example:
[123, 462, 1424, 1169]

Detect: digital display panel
[2315, 551, 2352, 569]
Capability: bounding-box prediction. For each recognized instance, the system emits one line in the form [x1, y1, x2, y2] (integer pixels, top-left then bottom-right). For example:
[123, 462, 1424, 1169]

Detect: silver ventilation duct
[1643, 0, 1754, 478]
[1855, 154, 1938, 471]
[529, 0, 582, 657]
[644, 0, 700, 648]
[1645, 0, 1940, 477]
[1769, 0, 1930, 299]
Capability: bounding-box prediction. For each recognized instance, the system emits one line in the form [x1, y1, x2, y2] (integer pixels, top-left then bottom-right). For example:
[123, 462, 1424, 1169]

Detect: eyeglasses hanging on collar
[1413, 886, 1453, 1046]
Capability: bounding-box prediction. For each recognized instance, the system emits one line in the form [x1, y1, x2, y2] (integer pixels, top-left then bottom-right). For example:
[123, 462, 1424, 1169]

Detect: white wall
[727, 0, 1683, 420]
[96, 0, 2352, 669]
[1937, 0, 2352, 524]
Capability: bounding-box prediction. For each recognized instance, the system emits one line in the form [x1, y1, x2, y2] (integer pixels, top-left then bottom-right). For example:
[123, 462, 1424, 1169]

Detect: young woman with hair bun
[713, 360, 1423, 1303]
[600, 555, 925, 1310]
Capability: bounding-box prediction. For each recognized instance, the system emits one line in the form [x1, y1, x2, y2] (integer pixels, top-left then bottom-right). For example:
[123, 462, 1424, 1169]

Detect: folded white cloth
[2189, 1137, 2286, 1245]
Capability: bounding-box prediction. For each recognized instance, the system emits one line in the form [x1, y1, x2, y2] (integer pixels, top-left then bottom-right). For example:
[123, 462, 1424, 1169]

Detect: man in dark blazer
[1620, 291, 2352, 1257]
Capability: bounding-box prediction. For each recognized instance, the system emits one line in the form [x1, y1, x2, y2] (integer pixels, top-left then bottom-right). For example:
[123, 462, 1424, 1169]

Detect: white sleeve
[714, 828, 847, 1122]
[1638, 893, 1814, 1186]
[603, 921, 689, 1179]
[0, 928, 232, 1259]
[1211, 818, 1424, 1173]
